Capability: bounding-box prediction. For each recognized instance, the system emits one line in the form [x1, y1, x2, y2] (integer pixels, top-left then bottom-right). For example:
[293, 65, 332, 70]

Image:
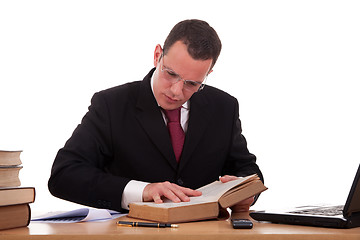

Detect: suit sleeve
[222, 98, 264, 183]
[48, 92, 130, 211]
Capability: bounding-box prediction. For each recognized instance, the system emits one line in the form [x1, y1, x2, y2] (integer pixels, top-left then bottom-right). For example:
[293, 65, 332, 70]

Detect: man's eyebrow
[164, 64, 180, 75]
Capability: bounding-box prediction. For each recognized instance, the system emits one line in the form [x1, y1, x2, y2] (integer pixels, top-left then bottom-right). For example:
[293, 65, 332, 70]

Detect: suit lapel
[179, 92, 210, 172]
[135, 70, 178, 170]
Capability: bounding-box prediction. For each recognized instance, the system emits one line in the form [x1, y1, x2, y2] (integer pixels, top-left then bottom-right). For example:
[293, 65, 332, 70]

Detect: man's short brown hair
[163, 19, 222, 70]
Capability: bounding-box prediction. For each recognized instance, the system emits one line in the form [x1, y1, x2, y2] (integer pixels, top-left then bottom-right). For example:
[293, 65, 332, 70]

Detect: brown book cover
[0, 166, 22, 187]
[0, 204, 31, 231]
[0, 150, 22, 166]
[0, 187, 35, 207]
[128, 174, 267, 223]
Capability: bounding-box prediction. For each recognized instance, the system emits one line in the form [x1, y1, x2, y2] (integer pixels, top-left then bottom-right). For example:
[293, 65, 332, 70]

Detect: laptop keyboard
[289, 205, 344, 216]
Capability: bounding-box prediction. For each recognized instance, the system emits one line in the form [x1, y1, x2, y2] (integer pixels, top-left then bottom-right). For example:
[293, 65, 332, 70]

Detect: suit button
[177, 179, 184, 185]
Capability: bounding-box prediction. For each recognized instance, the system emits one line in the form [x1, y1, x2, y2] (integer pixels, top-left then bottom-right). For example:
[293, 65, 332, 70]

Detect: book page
[196, 174, 256, 201]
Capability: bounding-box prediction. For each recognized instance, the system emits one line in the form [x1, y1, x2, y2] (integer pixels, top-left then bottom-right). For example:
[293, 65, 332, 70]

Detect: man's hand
[220, 175, 255, 212]
[143, 181, 202, 204]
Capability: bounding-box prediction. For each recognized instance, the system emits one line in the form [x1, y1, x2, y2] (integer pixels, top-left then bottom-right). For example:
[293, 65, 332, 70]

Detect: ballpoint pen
[117, 221, 179, 228]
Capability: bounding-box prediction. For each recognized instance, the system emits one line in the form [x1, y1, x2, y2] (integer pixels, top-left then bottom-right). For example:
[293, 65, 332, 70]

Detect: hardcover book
[0, 187, 36, 206]
[128, 174, 267, 223]
[0, 204, 31, 230]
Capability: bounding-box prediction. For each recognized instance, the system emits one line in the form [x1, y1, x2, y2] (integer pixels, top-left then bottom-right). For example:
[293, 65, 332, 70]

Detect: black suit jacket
[48, 68, 263, 211]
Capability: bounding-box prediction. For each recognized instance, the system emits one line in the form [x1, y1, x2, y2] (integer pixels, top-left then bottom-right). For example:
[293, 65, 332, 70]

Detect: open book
[128, 174, 267, 223]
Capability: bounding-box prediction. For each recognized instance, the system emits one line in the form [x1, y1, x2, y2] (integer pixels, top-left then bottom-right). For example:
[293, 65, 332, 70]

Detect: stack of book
[0, 150, 35, 230]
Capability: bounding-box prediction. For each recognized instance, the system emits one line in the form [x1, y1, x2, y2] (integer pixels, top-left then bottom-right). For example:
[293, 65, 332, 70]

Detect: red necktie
[163, 107, 185, 162]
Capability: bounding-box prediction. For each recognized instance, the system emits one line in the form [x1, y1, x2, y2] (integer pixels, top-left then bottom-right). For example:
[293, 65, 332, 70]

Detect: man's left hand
[219, 175, 255, 212]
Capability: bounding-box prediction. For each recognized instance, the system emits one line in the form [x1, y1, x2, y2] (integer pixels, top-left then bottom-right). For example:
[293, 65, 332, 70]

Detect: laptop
[250, 164, 360, 228]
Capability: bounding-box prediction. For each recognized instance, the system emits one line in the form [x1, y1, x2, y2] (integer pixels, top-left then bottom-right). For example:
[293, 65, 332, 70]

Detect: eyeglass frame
[159, 53, 208, 92]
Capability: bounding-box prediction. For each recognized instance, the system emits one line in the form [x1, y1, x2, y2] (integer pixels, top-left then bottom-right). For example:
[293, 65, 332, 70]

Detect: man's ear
[153, 44, 163, 67]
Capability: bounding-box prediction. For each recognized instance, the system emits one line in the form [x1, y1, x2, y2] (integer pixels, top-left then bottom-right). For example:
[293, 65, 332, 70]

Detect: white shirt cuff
[121, 180, 149, 210]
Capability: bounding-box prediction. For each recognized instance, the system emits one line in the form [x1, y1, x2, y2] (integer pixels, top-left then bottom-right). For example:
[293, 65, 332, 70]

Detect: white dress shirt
[121, 72, 189, 209]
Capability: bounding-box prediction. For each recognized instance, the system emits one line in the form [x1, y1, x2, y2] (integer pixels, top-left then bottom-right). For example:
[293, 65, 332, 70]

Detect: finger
[178, 186, 202, 197]
[161, 186, 182, 203]
[167, 183, 194, 202]
[143, 182, 202, 204]
[171, 184, 204, 201]
[152, 192, 163, 203]
[219, 175, 238, 183]
[143, 183, 169, 202]
[163, 184, 200, 202]
[152, 193, 163, 204]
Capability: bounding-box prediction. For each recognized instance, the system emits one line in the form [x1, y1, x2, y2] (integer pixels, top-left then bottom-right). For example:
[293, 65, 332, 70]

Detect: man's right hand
[142, 181, 202, 204]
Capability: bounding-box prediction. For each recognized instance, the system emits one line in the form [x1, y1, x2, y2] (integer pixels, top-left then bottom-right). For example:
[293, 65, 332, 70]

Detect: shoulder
[92, 69, 154, 105]
[96, 81, 142, 99]
[194, 85, 238, 107]
[89, 81, 142, 108]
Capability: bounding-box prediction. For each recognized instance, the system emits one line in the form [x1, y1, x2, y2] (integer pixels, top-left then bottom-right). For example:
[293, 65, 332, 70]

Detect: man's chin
[160, 102, 183, 110]
[161, 105, 182, 110]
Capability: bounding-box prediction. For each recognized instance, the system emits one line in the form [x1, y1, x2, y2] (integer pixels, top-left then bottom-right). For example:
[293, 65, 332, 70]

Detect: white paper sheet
[31, 208, 126, 223]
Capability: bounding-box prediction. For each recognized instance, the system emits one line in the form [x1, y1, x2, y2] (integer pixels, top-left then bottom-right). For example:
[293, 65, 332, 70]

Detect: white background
[1, 0, 359, 213]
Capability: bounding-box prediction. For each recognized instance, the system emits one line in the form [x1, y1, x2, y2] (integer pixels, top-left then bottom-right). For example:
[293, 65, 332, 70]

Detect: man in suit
[48, 19, 263, 213]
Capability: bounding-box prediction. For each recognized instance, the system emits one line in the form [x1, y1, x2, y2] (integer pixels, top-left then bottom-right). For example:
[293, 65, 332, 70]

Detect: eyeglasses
[160, 54, 207, 92]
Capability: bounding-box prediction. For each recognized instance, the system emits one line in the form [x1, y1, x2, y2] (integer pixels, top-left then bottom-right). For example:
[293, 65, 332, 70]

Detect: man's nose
[170, 80, 184, 96]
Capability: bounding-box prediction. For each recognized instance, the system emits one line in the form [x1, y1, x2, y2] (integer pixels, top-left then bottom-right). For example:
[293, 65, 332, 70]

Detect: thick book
[0, 187, 36, 206]
[0, 204, 31, 230]
[128, 174, 267, 223]
[0, 166, 22, 187]
[0, 150, 22, 166]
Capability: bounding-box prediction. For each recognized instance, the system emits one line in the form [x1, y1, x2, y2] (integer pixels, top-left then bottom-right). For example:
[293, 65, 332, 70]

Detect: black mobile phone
[231, 219, 253, 229]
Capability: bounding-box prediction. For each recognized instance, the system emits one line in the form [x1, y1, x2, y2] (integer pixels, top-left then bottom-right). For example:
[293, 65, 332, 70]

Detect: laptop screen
[343, 164, 360, 217]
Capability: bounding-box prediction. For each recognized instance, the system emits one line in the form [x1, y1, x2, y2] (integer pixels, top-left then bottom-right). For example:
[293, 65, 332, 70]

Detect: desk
[0, 213, 359, 240]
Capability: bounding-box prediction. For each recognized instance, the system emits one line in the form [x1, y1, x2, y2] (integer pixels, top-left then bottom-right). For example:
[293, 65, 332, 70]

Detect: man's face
[152, 41, 213, 110]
